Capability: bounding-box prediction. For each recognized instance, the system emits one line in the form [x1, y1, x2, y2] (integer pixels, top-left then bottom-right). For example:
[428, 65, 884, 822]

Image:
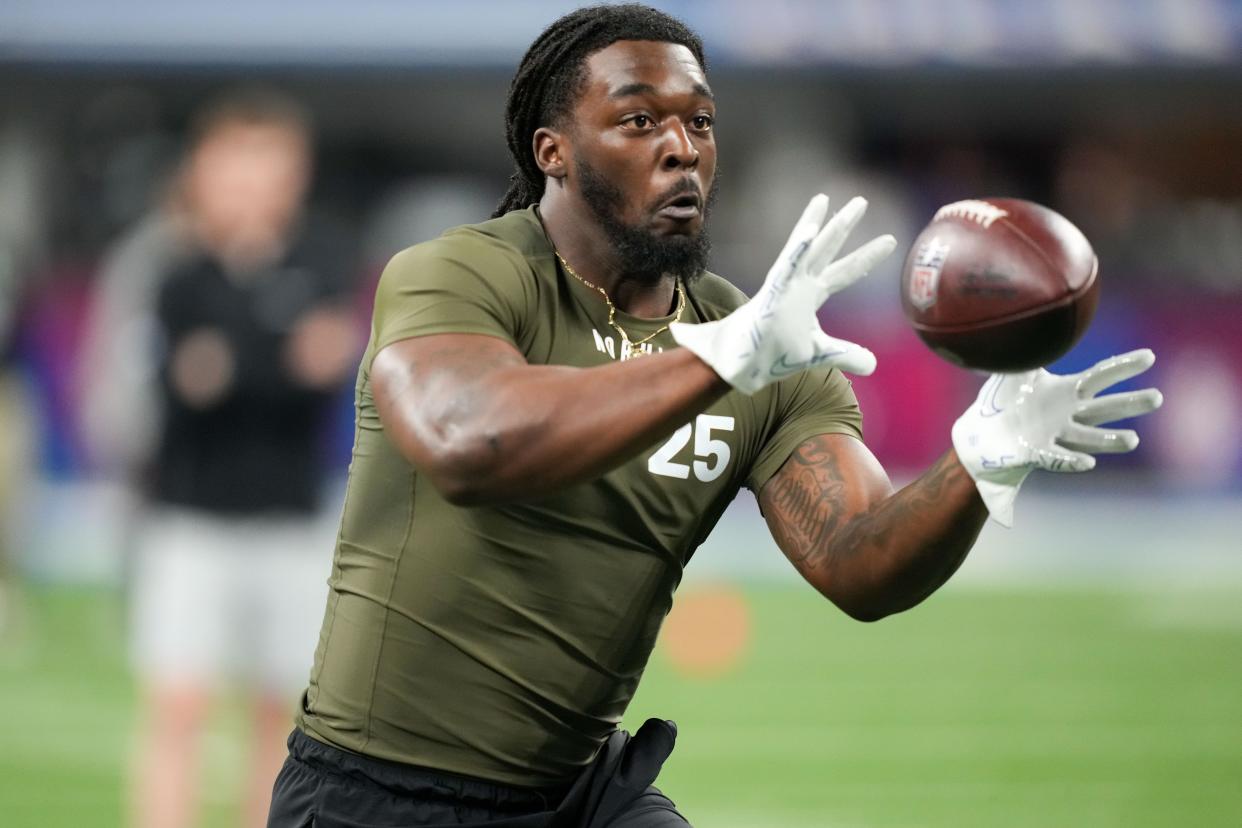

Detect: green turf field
[2, 582, 1240, 827]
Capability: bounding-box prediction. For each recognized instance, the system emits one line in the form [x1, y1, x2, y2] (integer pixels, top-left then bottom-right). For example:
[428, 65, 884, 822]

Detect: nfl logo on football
[909, 236, 951, 311]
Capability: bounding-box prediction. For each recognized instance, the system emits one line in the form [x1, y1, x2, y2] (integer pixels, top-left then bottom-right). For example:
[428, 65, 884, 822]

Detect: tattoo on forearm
[762, 439, 986, 610]
[761, 437, 847, 566]
[861, 453, 964, 553]
[846, 450, 982, 605]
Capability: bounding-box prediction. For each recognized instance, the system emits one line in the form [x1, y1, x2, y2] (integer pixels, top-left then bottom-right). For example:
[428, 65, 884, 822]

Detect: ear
[533, 127, 568, 180]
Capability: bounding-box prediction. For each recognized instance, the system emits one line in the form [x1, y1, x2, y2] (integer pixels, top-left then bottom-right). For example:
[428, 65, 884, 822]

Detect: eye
[626, 114, 653, 129]
[691, 114, 714, 132]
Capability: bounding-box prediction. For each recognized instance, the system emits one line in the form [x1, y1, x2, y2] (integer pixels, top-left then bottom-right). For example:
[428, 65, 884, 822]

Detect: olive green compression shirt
[298, 206, 863, 787]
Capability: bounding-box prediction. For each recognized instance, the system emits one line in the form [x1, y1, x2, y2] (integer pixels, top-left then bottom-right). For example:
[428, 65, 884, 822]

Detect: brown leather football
[900, 198, 1099, 372]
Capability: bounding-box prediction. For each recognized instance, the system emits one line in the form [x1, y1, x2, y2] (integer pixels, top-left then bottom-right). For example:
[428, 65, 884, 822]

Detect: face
[561, 40, 718, 281]
[183, 120, 310, 248]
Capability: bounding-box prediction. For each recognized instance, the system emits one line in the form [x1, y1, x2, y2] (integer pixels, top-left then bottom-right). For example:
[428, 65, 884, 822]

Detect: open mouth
[658, 193, 702, 220]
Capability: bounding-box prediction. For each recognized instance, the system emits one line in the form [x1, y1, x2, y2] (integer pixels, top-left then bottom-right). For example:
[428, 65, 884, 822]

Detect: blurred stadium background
[1, 1, 1240, 826]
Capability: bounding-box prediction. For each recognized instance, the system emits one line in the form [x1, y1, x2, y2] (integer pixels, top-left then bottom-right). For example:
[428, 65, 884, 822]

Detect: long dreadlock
[492, 4, 705, 218]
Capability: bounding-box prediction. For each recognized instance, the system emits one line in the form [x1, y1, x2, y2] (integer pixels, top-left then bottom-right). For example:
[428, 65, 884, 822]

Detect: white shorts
[130, 506, 333, 695]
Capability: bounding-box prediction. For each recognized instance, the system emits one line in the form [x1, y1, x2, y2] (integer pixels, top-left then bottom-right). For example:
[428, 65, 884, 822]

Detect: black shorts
[268, 722, 689, 827]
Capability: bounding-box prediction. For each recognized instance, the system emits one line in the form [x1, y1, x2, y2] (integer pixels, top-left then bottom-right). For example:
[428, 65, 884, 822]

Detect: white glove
[952, 349, 1164, 527]
[671, 194, 896, 394]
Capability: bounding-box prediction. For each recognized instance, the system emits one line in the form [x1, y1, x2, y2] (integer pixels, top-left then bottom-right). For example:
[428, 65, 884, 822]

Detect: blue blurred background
[1, 2, 1240, 827]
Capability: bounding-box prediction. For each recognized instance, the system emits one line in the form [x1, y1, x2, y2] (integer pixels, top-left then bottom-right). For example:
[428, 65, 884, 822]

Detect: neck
[539, 187, 677, 319]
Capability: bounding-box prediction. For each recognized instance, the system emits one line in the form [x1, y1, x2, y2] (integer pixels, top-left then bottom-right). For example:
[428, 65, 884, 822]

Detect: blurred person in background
[80, 182, 190, 486]
[268, 4, 1161, 827]
[87, 88, 361, 828]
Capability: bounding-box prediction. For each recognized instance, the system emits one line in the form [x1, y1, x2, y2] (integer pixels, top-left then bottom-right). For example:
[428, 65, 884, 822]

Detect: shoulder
[685, 271, 749, 321]
[377, 212, 551, 324]
[384, 207, 547, 281]
[370, 210, 549, 343]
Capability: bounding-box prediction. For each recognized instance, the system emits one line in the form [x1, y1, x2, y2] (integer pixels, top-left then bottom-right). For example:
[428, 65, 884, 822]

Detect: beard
[577, 158, 716, 286]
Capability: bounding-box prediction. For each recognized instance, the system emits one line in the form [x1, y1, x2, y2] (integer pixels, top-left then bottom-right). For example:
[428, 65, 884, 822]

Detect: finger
[1057, 422, 1139, 454]
[816, 234, 898, 298]
[1077, 348, 1156, 397]
[1074, 388, 1163, 426]
[1034, 445, 1095, 474]
[775, 194, 830, 272]
[834, 347, 877, 377]
[813, 332, 877, 376]
[803, 195, 867, 272]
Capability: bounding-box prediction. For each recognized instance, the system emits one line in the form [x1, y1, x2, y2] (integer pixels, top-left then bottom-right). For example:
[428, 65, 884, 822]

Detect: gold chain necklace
[556, 252, 685, 358]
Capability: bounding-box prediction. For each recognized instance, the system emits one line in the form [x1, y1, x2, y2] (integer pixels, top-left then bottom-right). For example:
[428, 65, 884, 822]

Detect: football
[899, 198, 1100, 372]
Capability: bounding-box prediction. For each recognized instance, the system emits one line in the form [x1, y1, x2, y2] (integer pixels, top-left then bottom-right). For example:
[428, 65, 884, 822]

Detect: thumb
[815, 331, 877, 377]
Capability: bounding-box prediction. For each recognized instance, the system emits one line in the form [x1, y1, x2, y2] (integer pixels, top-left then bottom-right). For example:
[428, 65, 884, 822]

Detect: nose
[661, 121, 699, 170]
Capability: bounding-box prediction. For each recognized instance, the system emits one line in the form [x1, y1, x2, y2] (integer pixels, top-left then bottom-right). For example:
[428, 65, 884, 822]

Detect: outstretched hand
[952, 349, 1164, 527]
[671, 194, 896, 394]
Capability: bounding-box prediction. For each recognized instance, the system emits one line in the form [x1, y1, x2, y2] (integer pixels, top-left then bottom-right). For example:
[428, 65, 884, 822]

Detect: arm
[371, 333, 728, 505]
[759, 434, 987, 622]
[760, 349, 1164, 622]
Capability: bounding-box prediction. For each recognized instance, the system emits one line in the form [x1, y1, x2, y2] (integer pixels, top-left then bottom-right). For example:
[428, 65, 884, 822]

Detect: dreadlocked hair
[492, 3, 705, 217]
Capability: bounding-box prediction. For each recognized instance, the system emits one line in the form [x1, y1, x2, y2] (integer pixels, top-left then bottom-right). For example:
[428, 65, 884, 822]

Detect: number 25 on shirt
[648, 415, 735, 482]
